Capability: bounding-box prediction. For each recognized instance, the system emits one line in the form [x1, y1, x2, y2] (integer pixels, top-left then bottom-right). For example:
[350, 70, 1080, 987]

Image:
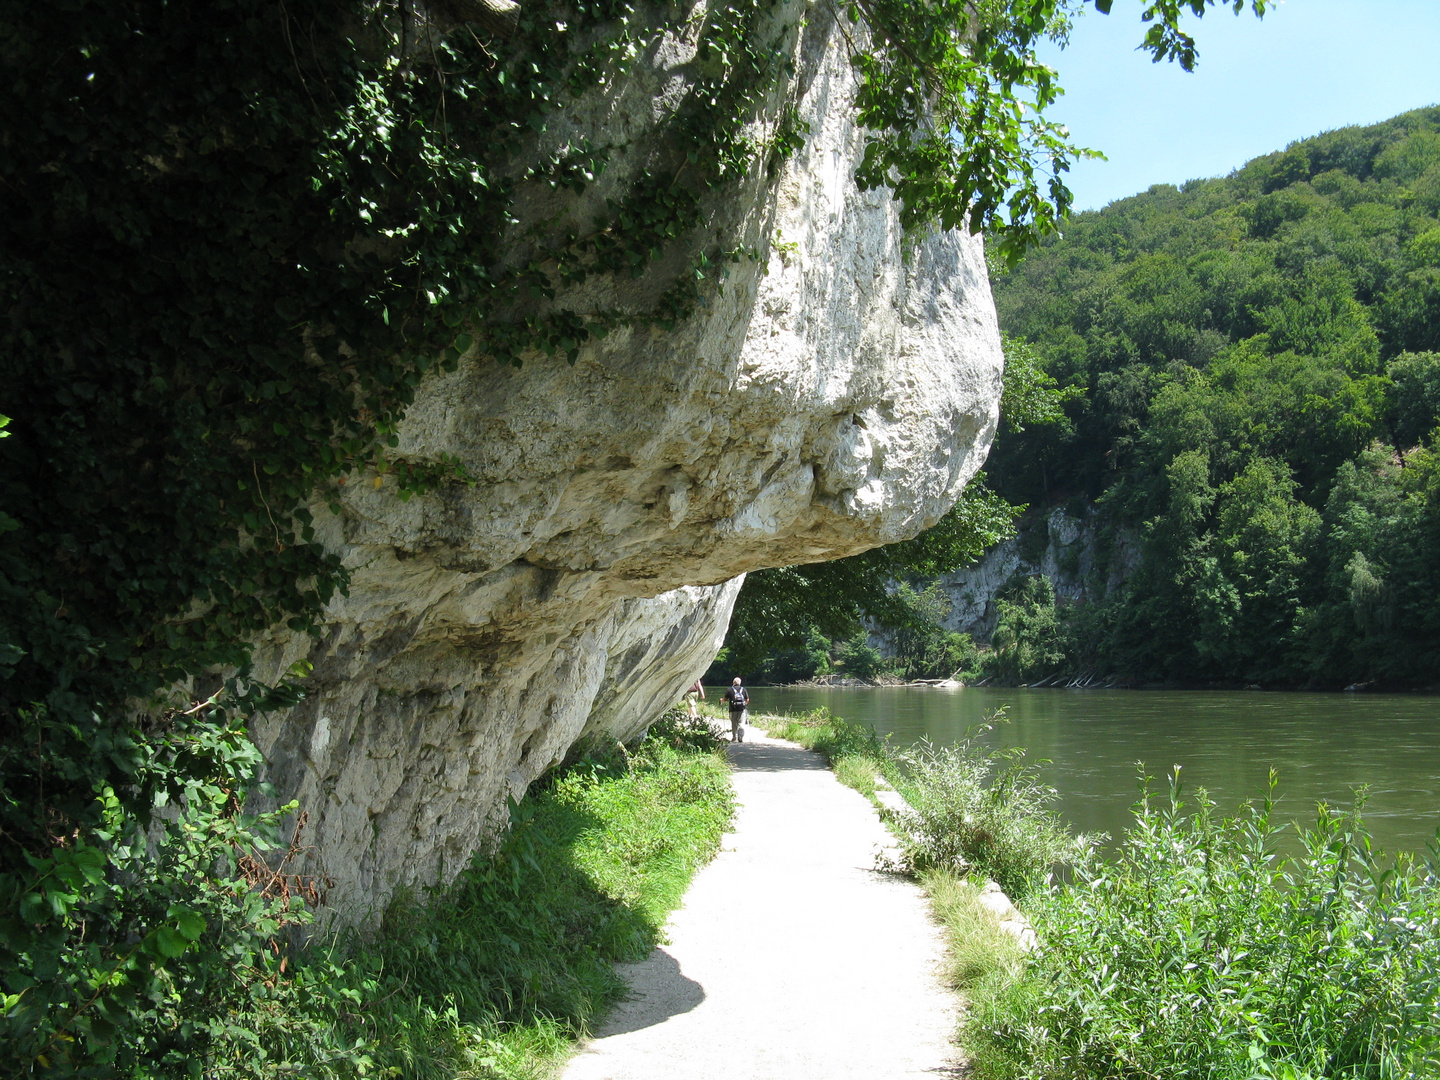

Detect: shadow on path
[726, 739, 827, 773]
[593, 948, 705, 1037]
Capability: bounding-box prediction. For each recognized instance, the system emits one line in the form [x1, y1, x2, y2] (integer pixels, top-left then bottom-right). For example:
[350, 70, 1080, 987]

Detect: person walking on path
[684, 679, 705, 719]
[722, 677, 749, 742]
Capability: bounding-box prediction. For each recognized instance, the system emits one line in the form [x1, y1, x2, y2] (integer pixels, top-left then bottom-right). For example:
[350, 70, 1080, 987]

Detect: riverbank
[750, 684, 1440, 858]
[751, 706, 1440, 1080]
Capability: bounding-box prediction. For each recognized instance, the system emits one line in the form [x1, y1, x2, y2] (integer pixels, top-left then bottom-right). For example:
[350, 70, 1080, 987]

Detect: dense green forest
[720, 106, 1440, 689]
[986, 106, 1440, 688]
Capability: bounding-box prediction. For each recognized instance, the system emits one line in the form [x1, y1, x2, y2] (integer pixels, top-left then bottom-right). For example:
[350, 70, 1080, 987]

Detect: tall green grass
[969, 770, 1440, 1080]
[210, 712, 735, 1079]
[759, 706, 1440, 1080]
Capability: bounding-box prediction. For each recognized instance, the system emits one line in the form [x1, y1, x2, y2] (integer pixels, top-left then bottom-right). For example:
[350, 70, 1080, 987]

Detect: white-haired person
[722, 677, 750, 742]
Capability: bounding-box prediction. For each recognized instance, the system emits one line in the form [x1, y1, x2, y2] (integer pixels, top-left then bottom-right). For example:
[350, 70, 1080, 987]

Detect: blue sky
[1035, 0, 1440, 211]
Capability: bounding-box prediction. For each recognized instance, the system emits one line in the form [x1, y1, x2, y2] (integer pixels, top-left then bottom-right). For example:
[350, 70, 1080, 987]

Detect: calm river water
[755, 686, 1440, 857]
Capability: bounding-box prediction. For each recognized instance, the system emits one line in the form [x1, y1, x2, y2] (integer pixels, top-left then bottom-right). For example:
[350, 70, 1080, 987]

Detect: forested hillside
[987, 106, 1440, 687]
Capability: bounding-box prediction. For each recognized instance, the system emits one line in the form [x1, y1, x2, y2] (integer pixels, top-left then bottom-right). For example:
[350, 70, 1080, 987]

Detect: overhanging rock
[248, 2, 1003, 921]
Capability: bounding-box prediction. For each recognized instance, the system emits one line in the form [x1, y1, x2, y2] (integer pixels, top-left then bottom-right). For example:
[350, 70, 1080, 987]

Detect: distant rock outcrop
[928, 506, 1140, 643]
[247, 3, 1004, 921]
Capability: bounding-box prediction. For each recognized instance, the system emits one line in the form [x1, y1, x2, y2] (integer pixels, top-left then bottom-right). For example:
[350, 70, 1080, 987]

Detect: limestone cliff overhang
[248, 2, 1003, 921]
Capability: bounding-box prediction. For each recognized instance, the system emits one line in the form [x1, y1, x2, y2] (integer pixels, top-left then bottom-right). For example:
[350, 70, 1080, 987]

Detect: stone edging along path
[561, 729, 963, 1080]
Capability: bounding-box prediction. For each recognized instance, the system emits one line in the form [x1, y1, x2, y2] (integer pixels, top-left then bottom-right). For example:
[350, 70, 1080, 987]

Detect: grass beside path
[752, 706, 1073, 902]
[214, 711, 734, 1080]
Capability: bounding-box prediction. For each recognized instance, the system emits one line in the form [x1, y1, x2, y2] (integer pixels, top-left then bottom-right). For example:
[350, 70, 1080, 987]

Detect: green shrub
[889, 583, 978, 680]
[762, 707, 890, 762]
[762, 707, 1076, 902]
[836, 635, 887, 681]
[2, 721, 733, 1078]
[892, 712, 1078, 901]
[985, 576, 1068, 683]
[645, 707, 727, 753]
[970, 771, 1440, 1080]
[0, 690, 321, 1077]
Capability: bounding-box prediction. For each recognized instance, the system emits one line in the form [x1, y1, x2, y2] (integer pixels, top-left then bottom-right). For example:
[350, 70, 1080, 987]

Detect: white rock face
[248, 3, 1003, 921]
[926, 506, 1141, 642]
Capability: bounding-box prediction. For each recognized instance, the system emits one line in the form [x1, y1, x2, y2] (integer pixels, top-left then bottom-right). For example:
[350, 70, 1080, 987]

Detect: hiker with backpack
[722, 677, 749, 742]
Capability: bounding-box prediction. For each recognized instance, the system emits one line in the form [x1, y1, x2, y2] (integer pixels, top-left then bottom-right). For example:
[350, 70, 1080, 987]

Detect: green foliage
[760, 707, 1075, 901]
[711, 582, 978, 685]
[1386, 351, 1440, 449]
[0, 0, 804, 1065]
[969, 771, 1440, 1080]
[891, 711, 1077, 901]
[748, 627, 835, 684]
[5, 720, 733, 1078]
[725, 481, 1022, 672]
[846, 1, 1268, 262]
[760, 706, 896, 769]
[834, 633, 887, 681]
[1000, 334, 1087, 433]
[0, 0, 1275, 1061]
[846, 0, 1088, 262]
[987, 576, 1068, 683]
[887, 584, 981, 680]
[1, 683, 319, 1075]
[644, 708, 728, 754]
[988, 106, 1440, 685]
[921, 868, 1026, 998]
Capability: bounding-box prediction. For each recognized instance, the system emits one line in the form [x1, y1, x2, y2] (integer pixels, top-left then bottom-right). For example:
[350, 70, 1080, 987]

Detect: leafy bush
[892, 712, 1078, 901]
[2, 721, 733, 1078]
[761, 707, 1075, 902]
[970, 772, 1440, 1080]
[889, 583, 981, 680]
[0, 684, 322, 1077]
[835, 634, 887, 681]
[762, 707, 891, 762]
[985, 576, 1068, 684]
[645, 707, 726, 754]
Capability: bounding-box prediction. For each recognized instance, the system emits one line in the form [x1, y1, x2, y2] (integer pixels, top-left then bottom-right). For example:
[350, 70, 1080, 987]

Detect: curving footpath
[562, 730, 960, 1080]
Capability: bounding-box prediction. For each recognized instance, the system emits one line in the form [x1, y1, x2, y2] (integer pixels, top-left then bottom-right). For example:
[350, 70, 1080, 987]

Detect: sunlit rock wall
[248, 1, 1003, 921]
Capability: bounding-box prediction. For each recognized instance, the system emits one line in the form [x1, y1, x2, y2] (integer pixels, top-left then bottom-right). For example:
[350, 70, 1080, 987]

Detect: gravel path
[562, 729, 960, 1080]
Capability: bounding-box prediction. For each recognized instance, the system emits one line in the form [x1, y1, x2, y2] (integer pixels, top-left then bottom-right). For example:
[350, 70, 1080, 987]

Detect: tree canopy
[986, 107, 1440, 686]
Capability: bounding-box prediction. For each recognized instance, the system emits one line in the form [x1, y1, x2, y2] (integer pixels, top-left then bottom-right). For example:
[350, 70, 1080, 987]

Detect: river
[753, 686, 1440, 857]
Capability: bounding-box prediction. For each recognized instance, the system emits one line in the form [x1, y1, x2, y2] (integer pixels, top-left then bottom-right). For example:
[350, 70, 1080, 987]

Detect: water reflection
[757, 686, 1440, 856]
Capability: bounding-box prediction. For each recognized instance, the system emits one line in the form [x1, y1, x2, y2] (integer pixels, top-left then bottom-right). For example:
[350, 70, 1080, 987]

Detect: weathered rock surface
[249, 2, 1004, 921]
[924, 505, 1140, 643]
